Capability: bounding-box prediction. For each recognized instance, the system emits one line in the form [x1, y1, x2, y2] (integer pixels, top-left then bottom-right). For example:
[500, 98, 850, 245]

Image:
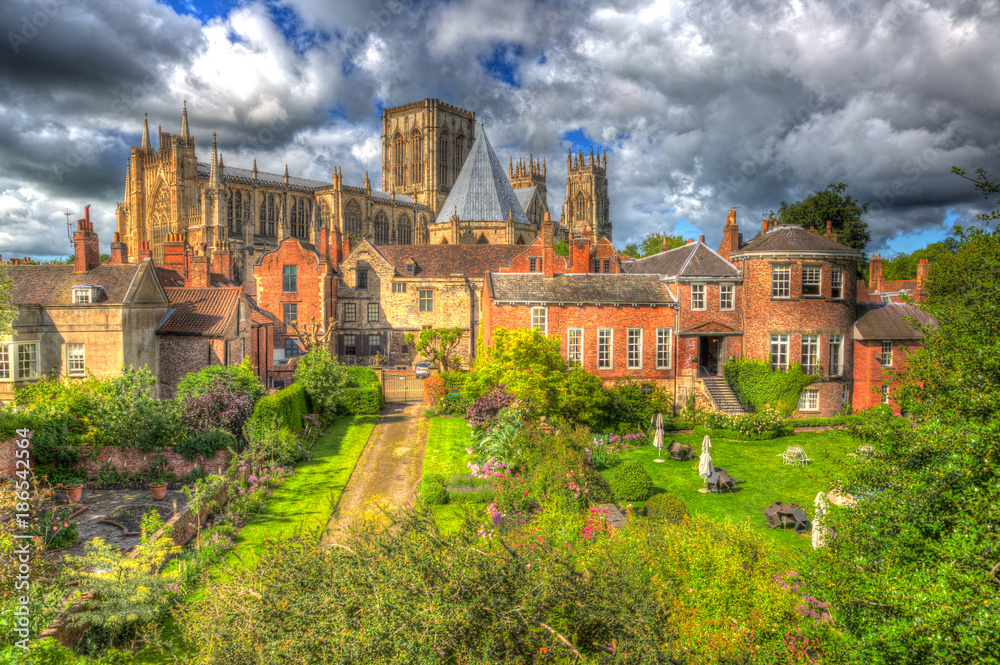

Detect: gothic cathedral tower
[380, 99, 477, 215]
[562, 147, 611, 241]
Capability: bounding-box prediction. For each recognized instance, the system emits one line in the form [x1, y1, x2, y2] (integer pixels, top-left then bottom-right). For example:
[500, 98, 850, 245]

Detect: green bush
[418, 479, 448, 505]
[176, 429, 237, 460]
[438, 371, 469, 415]
[342, 387, 384, 415]
[249, 383, 308, 436]
[700, 407, 791, 439]
[600, 379, 673, 434]
[644, 492, 689, 522]
[424, 473, 447, 486]
[786, 416, 842, 427]
[343, 366, 380, 388]
[175, 358, 264, 404]
[608, 460, 653, 502]
[723, 359, 817, 415]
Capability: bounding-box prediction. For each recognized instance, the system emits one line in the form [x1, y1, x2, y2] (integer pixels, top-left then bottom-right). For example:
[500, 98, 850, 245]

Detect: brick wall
[0, 431, 32, 478]
[71, 446, 231, 479]
[852, 338, 919, 414]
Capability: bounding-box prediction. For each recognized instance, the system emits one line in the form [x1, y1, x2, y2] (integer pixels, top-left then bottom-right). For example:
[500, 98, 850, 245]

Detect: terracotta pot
[65, 485, 83, 504]
[150, 483, 168, 501]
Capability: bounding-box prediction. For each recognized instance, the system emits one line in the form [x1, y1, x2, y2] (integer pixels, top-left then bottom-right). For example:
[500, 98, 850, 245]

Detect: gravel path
[323, 403, 428, 543]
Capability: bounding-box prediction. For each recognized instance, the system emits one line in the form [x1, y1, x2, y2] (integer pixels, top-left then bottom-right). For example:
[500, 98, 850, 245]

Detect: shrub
[418, 480, 448, 505]
[175, 358, 264, 404]
[342, 387, 384, 414]
[469, 407, 523, 467]
[423, 375, 444, 406]
[465, 384, 514, 426]
[700, 407, 791, 439]
[424, 473, 447, 486]
[609, 460, 653, 502]
[446, 484, 495, 504]
[644, 492, 689, 523]
[176, 429, 237, 460]
[343, 366, 380, 388]
[294, 348, 347, 415]
[180, 378, 256, 438]
[723, 359, 817, 415]
[600, 379, 673, 434]
[248, 383, 309, 437]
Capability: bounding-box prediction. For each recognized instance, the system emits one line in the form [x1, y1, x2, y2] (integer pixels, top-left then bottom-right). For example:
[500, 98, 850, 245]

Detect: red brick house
[865, 254, 930, 303]
[252, 231, 340, 388]
[851, 302, 936, 413]
[155, 287, 253, 398]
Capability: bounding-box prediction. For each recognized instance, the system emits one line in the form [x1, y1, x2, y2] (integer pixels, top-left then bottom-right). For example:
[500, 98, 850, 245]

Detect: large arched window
[373, 209, 390, 245]
[438, 130, 449, 185]
[454, 134, 465, 174]
[410, 129, 423, 184]
[320, 200, 331, 226]
[227, 190, 234, 228]
[259, 199, 267, 235]
[574, 192, 588, 222]
[345, 199, 362, 237]
[267, 194, 276, 235]
[233, 190, 242, 233]
[397, 214, 412, 245]
[393, 132, 405, 188]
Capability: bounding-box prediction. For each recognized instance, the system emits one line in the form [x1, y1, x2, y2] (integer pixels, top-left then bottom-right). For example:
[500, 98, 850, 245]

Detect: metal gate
[382, 373, 424, 402]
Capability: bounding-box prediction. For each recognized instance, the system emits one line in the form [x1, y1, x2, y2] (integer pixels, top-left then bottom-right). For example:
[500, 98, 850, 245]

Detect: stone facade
[562, 148, 611, 242]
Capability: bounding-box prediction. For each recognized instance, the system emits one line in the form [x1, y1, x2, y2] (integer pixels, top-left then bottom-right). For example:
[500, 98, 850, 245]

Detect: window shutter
[337, 334, 343, 356]
[360, 334, 369, 356]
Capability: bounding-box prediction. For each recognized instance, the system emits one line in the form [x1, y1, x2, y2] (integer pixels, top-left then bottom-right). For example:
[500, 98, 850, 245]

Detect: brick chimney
[698, 234, 706, 243]
[914, 258, 930, 302]
[542, 212, 555, 278]
[869, 253, 883, 293]
[318, 226, 329, 263]
[718, 208, 740, 261]
[571, 232, 591, 274]
[163, 234, 186, 276]
[190, 251, 210, 288]
[138, 241, 153, 261]
[211, 243, 232, 281]
[73, 205, 100, 274]
[109, 232, 128, 265]
[762, 218, 769, 233]
[824, 219, 836, 241]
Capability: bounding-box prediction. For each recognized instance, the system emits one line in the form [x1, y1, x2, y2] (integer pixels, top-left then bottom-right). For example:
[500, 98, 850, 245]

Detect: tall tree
[621, 233, 686, 258]
[0, 265, 16, 335]
[405, 327, 464, 372]
[776, 182, 871, 254]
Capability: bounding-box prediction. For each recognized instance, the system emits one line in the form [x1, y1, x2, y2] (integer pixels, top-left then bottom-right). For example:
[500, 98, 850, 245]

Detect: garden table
[778, 445, 812, 466]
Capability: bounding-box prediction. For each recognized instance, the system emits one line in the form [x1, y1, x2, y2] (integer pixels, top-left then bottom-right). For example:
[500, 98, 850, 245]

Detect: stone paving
[49, 486, 190, 559]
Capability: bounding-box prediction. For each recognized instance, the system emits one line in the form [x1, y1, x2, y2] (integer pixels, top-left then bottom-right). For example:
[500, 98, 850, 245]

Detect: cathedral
[115, 98, 612, 282]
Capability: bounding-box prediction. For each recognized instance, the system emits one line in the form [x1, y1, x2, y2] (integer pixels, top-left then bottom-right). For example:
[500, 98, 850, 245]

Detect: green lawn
[602, 429, 859, 554]
[422, 416, 475, 534]
[133, 415, 378, 664]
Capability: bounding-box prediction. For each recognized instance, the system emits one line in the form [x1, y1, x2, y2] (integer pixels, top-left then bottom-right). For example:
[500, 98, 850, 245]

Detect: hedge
[342, 387, 384, 415]
[693, 425, 789, 442]
[343, 366, 380, 389]
[249, 383, 309, 435]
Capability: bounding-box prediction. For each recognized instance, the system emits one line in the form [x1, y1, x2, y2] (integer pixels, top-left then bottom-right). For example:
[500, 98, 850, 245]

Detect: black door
[699, 336, 723, 376]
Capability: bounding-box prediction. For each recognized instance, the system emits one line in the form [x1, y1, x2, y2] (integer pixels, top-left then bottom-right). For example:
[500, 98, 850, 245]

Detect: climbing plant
[723, 359, 816, 415]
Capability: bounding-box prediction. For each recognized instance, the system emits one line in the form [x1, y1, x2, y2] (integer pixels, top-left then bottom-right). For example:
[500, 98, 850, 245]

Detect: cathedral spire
[208, 132, 220, 188]
[180, 100, 190, 139]
[141, 113, 151, 150]
[283, 163, 289, 184]
[567, 147, 572, 169]
[252, 158, 258, 180]
[364, 170, 371, 190]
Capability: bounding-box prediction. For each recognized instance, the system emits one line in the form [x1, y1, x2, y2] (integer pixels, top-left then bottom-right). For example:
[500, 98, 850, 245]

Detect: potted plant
[147, 455, 170, 501]
[60, 479, 84, 504]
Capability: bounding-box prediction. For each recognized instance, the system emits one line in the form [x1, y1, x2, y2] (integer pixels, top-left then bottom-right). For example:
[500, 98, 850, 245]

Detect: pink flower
[52, 526, 58, 531]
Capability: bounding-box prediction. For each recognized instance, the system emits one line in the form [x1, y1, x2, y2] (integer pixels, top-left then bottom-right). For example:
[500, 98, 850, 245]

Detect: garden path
[322, 403, 428, 543]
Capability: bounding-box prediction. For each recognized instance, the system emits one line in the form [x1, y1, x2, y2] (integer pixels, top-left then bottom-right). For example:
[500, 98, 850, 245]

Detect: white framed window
[719, 284, 734, 310]
[627, 328, 642, 369]
[842, 383, 851, 404]
[66, 344, 85, 376]
[0, 345, 9, 379]
[831, 266, 844, 299]
[597, 328, 613, 369]
[772, 266, 791, 298]
[567, 328, 583, 365]
[656, 328, 673, 369]
[829, 335, 843, 376]
[798, 388, 819, 411]
[881, 341, 893, 367]
[13, 342, 38, 380]
[770, 334, 789, 370]
[802, 266, 821, 296]
[530, 307, 548, 335]
[691, 283, 706, 310]
[881, 295, 892, 303]
[801, 335, 818, 375]
[72, 287, 92, 304]
[419, 290, 434, 312]
[881, 385, 890, 404]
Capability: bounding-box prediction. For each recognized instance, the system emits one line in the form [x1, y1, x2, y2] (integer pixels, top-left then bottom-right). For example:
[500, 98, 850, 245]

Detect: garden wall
[70, 446, 231, 479]
[0, 432, 32, 478]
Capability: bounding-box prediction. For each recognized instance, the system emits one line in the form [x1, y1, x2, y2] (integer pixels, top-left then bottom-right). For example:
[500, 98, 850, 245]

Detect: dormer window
[72, 286, 98, 304]
[405, 262, 415, 275]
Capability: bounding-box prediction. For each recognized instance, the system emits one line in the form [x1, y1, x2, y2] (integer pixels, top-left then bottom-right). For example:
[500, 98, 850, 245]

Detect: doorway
[698, 336, 725, 376]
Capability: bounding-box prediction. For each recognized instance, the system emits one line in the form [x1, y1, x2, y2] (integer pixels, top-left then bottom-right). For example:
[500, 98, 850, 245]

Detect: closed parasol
[698, 434, 713, 478]
[651, 413, 665, 462]
[812, 491, 828, 549]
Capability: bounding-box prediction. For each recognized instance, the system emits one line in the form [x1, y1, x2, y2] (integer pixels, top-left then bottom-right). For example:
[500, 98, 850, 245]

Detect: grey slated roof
[853, 303, 938, 340]
[730, 224, 862, 257]
[434, 128, 530, 225]
[628, 242, 739, 279]
[197, 162, 328, 189]
[489, 273, 676, 305]
[513, 186, 536, 212]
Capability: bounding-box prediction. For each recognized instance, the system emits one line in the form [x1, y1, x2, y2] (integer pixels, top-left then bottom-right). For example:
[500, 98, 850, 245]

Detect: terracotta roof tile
[158, 288, 242, 336]
[853, 303, 937, 340]
[8, 264, 142, 305]
[374, 244, 528, 278]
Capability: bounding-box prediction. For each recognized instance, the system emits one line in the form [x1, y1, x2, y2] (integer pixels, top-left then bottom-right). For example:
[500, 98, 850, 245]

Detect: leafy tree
[405, 327, 464, 372]
[776, 182, 871, 256]
[808, 221, 1000, 662]
[175, 357, 264, 404]
[877, 240, 958, 281]
[288, 316, 335, 354]
[99, 366, 184, 450]
[293, 347, 347, 415]
[553, 241, 569, 256]
[621, 233, 686, 257]
[0, 264, 15, 335]
[463, 328, 567, 416]
[557, 366, 608, 427]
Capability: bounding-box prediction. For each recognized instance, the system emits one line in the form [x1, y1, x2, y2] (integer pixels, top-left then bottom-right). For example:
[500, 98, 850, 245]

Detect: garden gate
[382, 372, 424, 402]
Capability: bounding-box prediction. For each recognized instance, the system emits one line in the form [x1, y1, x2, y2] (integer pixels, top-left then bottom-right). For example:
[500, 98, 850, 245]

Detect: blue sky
[1, 0, 997, 261]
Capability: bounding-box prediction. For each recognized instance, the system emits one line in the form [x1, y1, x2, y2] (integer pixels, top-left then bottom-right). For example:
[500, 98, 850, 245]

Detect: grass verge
[421, 416, 474, 534]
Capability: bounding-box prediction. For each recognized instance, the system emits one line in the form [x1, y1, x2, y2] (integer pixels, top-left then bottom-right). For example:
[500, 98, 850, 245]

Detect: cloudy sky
[1, 0, 998, 260]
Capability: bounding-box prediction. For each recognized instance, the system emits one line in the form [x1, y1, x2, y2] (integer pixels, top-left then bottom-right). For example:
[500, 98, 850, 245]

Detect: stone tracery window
[259, 199, 267, 234]
[373, 209, 390, 245]
[455, 134, 465, 174]
[320, 200, 331, 226]
[393, 132, 405, 188]
[397, 214, 412, 245]
[438, 130, 449, 184]
[345, 199, 362, 237]
[233, 190, 242, 233]
[410, 129, 423, 184]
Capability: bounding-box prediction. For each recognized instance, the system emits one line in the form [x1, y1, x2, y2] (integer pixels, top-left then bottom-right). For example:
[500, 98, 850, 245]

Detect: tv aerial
[63, 210, 74, 247]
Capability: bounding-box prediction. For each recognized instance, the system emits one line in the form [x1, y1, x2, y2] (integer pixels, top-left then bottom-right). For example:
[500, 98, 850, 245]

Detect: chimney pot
[698, 235, 705, 243]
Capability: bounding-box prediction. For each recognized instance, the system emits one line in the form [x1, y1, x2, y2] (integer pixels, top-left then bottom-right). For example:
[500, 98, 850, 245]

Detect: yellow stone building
[115, 98, 610, 282]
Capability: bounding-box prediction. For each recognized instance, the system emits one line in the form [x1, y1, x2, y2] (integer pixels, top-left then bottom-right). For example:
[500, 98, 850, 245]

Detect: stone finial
[180, 100, 190, 139]
[141, 113, 151, 150]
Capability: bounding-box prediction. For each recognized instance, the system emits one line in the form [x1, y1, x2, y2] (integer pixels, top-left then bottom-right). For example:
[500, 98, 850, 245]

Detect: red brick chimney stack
[571, 231, 590, 274]
[190, 248, 210, 288]
[542, 212, 555, 278]
[138, 242, 153, 261]
[318, 226, 329, 263]
[163, 234, 186, 275]
[73, 205, 100, 273]
[914, 258, 930, 302]
[698, 234, 706, 243]
[869, 252, 883, 293]
[718, 208, 740, 261]
[824, 219, 836, 240]
[109, 232, 129, 265]
[211, 242, 232, 280]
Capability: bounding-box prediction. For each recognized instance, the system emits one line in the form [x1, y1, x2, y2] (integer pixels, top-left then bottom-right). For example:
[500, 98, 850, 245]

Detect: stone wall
[69, 446, 231, 479]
